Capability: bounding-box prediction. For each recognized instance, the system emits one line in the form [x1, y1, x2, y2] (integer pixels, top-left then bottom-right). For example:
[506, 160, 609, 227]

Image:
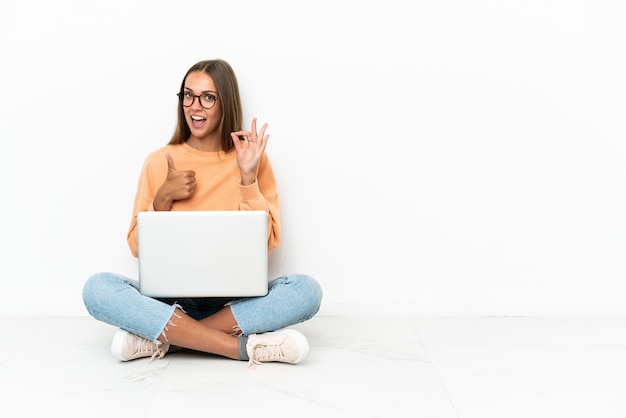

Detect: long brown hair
[169, 59, 243, 152]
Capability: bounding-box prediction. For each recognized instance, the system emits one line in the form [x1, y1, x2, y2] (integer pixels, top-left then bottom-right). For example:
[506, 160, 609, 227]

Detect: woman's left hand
[231, 117, 269, 186]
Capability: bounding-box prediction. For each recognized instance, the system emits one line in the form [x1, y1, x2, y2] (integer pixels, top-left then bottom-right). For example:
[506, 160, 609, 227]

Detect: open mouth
[190, 115, 206, 128]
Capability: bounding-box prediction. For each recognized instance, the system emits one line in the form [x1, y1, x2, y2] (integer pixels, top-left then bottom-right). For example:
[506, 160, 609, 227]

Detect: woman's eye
[184, 92, 194, 98]
[204, 94, 217, 101]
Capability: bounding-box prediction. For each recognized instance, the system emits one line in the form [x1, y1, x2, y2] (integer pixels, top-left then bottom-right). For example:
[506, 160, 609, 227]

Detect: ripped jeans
[82, 272, 323, 342]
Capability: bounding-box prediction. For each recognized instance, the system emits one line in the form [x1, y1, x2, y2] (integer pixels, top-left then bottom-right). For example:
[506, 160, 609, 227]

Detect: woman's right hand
[153, 153, 196, 211]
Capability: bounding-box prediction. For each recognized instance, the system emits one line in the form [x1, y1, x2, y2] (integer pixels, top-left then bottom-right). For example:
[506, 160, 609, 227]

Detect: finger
[258, 123, 268, 141]
[165, 153, 176, 171]
[231, 132, 243, 151]
[251, 117, 257, 138]
[257, 133, 269, 154]
[231, 131, 252, 145]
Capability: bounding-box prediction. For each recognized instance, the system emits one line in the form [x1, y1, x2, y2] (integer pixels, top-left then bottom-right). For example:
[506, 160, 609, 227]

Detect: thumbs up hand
[153, 153, 196, 211]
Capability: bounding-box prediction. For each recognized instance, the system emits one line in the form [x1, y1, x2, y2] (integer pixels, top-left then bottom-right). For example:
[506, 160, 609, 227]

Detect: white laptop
[136, 210, 269, 297]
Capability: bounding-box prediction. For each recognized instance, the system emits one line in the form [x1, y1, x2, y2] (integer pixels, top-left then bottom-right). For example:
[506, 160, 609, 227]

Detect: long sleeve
[126, 143, 281, 257]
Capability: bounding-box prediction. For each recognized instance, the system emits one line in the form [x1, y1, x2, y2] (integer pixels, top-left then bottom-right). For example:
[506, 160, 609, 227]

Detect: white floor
[1, 316, 625, 418]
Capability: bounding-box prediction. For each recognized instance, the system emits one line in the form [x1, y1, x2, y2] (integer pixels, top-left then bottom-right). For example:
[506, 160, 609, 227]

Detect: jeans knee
[82, 273, 105, 313]
[82, 272, 126, 315]
[289, 274, 323, 318]
[83, 271, 107, 297]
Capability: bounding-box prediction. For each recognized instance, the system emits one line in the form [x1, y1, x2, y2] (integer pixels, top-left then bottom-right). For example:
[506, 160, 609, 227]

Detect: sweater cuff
[239, 179, 263, 202]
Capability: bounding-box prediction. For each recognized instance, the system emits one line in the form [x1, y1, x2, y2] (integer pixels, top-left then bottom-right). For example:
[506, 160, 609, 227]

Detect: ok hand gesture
[231, 118, 269, 186]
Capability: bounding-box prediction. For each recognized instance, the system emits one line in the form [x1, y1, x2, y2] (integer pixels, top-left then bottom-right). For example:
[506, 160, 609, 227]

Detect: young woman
[82, 59, 322, 367]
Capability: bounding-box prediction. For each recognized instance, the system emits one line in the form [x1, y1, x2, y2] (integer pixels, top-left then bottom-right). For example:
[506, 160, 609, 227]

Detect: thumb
[165, 153, 176, 171]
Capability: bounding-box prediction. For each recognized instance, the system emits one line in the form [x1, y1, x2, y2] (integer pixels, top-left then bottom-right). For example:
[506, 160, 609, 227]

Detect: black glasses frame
[177, 92, 220, 109]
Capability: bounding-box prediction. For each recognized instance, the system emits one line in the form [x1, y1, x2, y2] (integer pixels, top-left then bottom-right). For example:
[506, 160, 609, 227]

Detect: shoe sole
[111, 328, 130, 361]
[280, 328, 310, 364]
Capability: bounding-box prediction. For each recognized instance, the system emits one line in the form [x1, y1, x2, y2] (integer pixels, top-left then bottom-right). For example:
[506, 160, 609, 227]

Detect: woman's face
[182, 71, 222, 142]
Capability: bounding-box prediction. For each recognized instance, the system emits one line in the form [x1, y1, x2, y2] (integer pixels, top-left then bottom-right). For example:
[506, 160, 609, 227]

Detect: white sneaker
[246, 329, 310, 367]
[111, 329, 169, 362]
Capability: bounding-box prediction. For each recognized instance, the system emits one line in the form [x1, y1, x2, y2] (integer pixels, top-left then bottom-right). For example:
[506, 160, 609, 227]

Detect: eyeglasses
[177, 91, 220, 109]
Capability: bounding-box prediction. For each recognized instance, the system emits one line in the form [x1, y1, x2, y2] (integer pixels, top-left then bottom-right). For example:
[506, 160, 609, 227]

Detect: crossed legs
[83, 272, 323, 364]
[157, 306, 240, 360]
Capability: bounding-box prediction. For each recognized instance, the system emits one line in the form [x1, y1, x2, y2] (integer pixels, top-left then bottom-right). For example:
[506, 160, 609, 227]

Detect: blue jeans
[82, 272, 323, 342]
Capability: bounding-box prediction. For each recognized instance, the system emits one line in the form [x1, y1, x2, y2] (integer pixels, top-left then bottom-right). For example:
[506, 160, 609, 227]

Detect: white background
[1, 0, 624, 317]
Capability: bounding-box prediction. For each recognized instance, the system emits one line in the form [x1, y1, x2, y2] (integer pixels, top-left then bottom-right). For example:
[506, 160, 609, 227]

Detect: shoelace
[248, 340, 286, 368]
[148, 345, 166, 363]
[133, 338, 166, 363]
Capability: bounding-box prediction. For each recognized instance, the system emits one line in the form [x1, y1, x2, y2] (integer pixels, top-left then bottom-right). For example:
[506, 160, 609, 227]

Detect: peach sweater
[126, 142, 280, 257]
